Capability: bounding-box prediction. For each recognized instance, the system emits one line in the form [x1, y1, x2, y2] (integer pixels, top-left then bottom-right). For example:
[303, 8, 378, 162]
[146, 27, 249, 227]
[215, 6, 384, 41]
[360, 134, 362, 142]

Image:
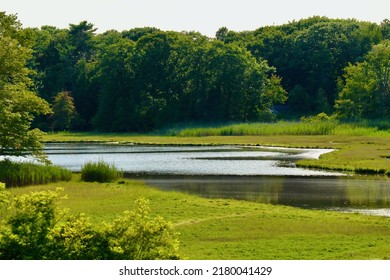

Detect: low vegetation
[0, 159, 72, 187]
[2, 179, 390, 260]
[0, 187, 180, 260]
[81, 160, 123, 183]
[163, 119, 390, 137]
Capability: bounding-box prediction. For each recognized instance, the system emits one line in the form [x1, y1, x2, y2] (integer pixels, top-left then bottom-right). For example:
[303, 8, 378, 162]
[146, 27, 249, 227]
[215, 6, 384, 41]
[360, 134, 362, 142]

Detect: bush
[0, 182, 7, 205]
[0, 189, 180, 260]
[81, 160, 122, 183]
[104, 199, 180, 260]
[0, 159, 72, 187]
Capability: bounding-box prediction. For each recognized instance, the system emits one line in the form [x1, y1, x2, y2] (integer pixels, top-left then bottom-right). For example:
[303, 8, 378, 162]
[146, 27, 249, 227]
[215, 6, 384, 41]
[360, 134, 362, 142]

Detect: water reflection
[140, 176, 390, 213]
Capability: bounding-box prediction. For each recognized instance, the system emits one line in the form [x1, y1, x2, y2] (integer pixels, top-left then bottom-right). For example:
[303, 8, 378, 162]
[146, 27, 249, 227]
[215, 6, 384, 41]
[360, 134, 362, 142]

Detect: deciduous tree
[0, 12, 51, 161]
[335, 40, 390, 119]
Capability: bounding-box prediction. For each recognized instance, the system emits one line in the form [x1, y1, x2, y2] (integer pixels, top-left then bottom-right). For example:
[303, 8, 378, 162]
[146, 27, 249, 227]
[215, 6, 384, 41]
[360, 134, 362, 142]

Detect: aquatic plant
[0, 159, 72, 187]
[81, 160, 123, 183]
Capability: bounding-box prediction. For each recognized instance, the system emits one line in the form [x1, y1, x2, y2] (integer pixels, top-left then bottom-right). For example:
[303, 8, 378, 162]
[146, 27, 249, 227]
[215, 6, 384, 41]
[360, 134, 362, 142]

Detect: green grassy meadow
[3, 177, 390, 260]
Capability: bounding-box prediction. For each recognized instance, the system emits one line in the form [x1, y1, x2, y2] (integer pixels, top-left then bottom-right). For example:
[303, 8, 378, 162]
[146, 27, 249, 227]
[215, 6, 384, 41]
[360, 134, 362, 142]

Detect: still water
[44, 143, 390, 216]
[45, 143, 341, 176]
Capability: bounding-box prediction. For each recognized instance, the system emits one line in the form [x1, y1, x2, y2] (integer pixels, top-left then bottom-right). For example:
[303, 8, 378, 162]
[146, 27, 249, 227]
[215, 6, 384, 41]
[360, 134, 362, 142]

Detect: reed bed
[0, 160, 72, 187]
[168, 121, 390, 137]
[80, 160, 123, 183]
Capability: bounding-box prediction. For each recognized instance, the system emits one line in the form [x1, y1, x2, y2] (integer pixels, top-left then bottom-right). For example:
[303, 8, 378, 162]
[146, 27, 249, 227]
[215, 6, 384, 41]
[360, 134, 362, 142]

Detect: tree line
[1, 12, 390, 135]
[30, 22, 286, 131]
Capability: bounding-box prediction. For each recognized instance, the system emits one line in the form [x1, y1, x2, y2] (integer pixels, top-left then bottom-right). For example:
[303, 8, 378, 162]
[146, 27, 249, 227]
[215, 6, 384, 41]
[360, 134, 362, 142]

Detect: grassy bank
[4, 178, 390, 260]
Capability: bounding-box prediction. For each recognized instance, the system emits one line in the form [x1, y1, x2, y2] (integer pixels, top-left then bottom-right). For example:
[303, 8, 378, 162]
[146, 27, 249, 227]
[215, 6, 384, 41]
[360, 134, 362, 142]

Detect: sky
[1, 0, 389, 37]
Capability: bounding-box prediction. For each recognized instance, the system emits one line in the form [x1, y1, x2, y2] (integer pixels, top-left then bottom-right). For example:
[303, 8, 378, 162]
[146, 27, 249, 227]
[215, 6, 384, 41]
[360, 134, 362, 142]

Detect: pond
[40, 143, 390, 217]
[44, 143, 342, 176]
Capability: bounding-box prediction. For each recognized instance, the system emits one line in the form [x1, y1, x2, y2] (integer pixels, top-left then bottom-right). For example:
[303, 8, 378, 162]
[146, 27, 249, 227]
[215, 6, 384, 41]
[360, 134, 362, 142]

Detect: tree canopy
[2, 12, 390, 137]
[0, 12, 51, 161]
[335, 40, 390, 119]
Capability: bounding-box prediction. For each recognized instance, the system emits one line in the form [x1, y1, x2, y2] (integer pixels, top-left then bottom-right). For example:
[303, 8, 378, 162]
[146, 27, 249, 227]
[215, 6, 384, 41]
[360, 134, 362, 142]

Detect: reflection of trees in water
[277, 178, 348, 208]
[144, 176, 390, 210]
[345, 179, 390, 208]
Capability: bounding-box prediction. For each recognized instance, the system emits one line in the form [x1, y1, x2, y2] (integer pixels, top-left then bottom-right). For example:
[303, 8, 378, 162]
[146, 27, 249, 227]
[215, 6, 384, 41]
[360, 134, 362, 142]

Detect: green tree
[92, 37, 137, 131]
[131, 31, 177, 130]
[0, 13, 51, 161]
[122, 27, 160, 41]
[335, 40, 390, 119]
[50, 91, 76, 131]
[381, 19, 390, 40]
[31, 22, 97, 130]
[203, 42, 286, 121]
[241, 17, 382, 115]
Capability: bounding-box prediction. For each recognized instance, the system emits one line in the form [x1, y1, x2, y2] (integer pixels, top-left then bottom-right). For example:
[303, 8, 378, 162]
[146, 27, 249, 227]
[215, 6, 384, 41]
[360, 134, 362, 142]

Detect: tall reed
[167, 120, 390, 137]
[175, 121, 338, 137]
[81, 160, 122, 183]
[0, 159, 72, 187]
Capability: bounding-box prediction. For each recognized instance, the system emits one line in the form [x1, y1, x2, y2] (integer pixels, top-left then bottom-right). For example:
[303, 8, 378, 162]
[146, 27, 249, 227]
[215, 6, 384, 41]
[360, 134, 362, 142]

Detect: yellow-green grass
[3, 178, 390, 260]
[43, 132, 390, 175]
[161, 121, 390, 137]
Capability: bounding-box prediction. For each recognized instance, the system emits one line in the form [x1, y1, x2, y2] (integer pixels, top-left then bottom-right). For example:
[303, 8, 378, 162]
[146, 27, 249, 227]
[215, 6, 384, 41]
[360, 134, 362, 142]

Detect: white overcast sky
[1, 0, 389, 37]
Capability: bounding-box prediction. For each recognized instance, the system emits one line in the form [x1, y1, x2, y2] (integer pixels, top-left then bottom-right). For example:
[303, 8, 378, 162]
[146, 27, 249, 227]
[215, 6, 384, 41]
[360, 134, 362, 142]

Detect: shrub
[0, 190, 180, 260]
[0, 182, 7, 205]
[104, 199, 180, 260]
[0, 189, 61, 259]
[81, 160, 122, 183]
[0, 159, 72, 187]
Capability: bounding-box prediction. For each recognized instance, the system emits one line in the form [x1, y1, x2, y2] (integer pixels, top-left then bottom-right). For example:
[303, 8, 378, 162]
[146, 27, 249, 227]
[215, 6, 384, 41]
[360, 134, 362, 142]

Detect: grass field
[3, 177, 390, 260]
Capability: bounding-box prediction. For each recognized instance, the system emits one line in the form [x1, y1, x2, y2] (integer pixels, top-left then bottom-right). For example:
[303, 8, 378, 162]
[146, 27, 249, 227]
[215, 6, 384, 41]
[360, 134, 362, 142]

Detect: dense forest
[1, 12, 390, 132]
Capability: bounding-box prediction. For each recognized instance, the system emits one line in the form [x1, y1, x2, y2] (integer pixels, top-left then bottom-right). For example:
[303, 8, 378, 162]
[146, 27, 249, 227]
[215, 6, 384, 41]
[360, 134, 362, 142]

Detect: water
[44, 143, 342, 176]
[5, 143, 390, 216]
[141, 176, 390, 217]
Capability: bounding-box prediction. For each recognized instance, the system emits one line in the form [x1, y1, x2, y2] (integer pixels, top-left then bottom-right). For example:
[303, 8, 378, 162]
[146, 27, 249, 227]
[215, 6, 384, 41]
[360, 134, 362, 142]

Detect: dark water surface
[140, 175, 390, 217]
[43, 143, 390, 217]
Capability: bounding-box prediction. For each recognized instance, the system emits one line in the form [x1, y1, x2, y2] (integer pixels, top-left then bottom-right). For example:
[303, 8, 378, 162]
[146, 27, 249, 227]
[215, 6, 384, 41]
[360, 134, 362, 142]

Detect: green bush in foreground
[0, 189, 180, 260]
[81, 160, 123, 183]
[0, 159, 72, 187]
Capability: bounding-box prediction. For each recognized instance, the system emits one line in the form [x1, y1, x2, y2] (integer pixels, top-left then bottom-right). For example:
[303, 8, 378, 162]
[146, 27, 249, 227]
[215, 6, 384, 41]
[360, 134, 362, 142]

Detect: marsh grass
[172, 121, 337, 136]
[81, 160, 123, 183]
[0, 160, 72, 187]
[163, 120, 390, 137]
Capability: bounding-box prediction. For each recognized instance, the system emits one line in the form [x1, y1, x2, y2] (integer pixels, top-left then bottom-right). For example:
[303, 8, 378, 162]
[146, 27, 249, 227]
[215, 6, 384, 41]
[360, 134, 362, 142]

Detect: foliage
[0, 188, 61, 259]
[3, 12, 388, 133]
[50, 91, 77, 131]
[0, 159, 72, 187]
[0, 182, 7, 205]
[242, 17, 382, 115]
[0, 189, 180, 260]
[0, 12, 51, 162]
[300, 112, 333, 122]
[104, 199, 180, 260]
[81, 160, 123, 183]
[335, 40, 390, 119]
[92, 32, 286, 131]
